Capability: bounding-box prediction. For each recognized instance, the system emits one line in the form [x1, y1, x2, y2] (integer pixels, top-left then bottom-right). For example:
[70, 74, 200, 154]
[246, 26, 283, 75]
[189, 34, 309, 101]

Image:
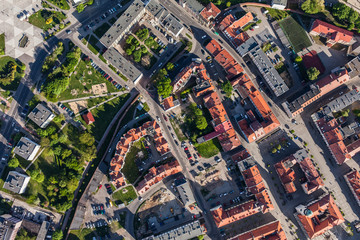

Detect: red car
[163, 114, 168, 121]
[184, 147, 188, 151]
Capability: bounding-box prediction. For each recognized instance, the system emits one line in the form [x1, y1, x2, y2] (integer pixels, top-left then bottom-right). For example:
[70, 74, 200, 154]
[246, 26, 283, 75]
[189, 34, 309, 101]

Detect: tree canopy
[196, 116, 208, 130]
[8, 158, 19, 168]
[301, 0, 324, 14]
[156, 77, 173, 98]
[307, 67, 320, 81]
[76, 3, 85, 13]
[221, 80, 233, 98]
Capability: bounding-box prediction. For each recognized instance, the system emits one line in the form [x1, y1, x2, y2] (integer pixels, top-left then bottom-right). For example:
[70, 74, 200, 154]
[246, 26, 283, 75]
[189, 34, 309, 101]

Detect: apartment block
[27, 103, 55, 128]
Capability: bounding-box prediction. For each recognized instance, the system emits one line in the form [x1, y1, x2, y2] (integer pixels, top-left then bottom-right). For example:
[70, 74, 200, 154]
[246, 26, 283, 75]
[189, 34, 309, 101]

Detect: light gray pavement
[59, 90, 128, 103]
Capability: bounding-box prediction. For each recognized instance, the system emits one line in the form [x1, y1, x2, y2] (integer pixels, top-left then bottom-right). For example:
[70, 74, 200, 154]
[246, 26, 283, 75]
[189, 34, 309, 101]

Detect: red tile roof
[162, 96, 177, 111]
[200, 2, 221, 21]
[344, 170, 360, 206]
[230, 221, 287, 240]
[310, 19, 354, 43]
[206, 39, 222, 56]
[82, 111, 95, 125]
[274, 156, 297, 194]
[316, 69, 349, 95]
[297, 194, 344, 239]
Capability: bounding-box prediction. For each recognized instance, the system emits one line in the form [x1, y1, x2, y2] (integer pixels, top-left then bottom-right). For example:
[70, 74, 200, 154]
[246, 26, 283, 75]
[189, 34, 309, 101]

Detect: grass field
[195, 138, 222, 158]
[122, 140, 147, 184]
[58, 60, 118, 100]
[0, 33, 4, 55]
[0, 56, 23, 91]
[88, 35, 100, 54]
[47, 0, 70, 10]
[112, 186, 137, 205]
[279, 16, 312, 53]
[81, 94, 130, 140]
[94, 23, 111, 39]
[68, 228, 95, 240]
[29, 10, 67, 31]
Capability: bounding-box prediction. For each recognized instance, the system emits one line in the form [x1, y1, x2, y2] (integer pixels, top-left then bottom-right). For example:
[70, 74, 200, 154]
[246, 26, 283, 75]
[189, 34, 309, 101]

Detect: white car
[156, 116, 161, 123]
[202, 35, 207, 39]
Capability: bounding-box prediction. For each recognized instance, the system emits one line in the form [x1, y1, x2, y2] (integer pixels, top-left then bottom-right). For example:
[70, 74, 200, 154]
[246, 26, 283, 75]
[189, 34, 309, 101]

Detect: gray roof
[237, 156, 256, 172]
[248, 43, 289, 97]
[236, 37, 258, 57]
[13, 137, 40, 160]
[99, 0, 146, 48]
[193, 77, 212, 94]
[345, 56, 360, 79]
[162, 14, 183, 36]
[27, 103, 54, 128]
[286, 84, 321, 113]
[0, 215, 22, 240]
[271, 0, 287, 6]
[175, 178, 195, 207]
[103, 47, 143, 83]
[3, 171, 30, 194]
[323, 89, 360, 115]
[144, 220, 204, 240]
[36, 221, 50, 240]
[182, 0, 204, 14]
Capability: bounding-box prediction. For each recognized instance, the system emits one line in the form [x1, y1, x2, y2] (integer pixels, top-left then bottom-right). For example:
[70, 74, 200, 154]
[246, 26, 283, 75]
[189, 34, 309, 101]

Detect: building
[230, 221, 287, 240]
[199, 3, 221, 27]
[100, 0, 146, 48]
[309, 19, 355, 47]
[210, 153, 274, 228]
[275, 149, 324, 194]
[0, 214, 22, 240]
[237, 37, 289, 97]
[13, 137, 40, 161]
[178, 0, 205, 23]
[143, 220, 206, 240]
[197, 91, 242, 152]
[175, 178, 195, 207]
[36, 221, 50, 240]
[232, 73, 280, 143]
[103, 47, 143, 84]
[312, 89, 360, 164]
[82, 111, 95, 125]
[3, 171, 31, 194]
[271, 0, 287, 10]
[219, 12, 253, 47]
[172, 62, 211, 92]
[282, 68, 350, 118]
[345, 56, 360, 79]
[162, 96, 180, 112]
[344, 170, 360, 206]
[110, 120, 170, 188]
[136, 159, 182, 194]
[295, 194, 344, 239]
[27, 103, 55, 128]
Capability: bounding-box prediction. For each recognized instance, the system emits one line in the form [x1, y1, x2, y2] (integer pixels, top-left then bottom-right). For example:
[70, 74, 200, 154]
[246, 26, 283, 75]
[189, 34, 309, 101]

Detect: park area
[279, 15, 312, 53]
[112, 186, 137, 205]
[195, 138, 222, 158]
[121, 140, 148, 184]
[29, 9, 67, 31]
[0, 56, 25, 91]
[58, 59, 118, 100]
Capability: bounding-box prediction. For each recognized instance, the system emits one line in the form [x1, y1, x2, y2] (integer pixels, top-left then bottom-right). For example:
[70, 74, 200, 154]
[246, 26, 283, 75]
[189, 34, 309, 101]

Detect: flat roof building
[13, 137, 40, 161]
[345, 56, 360, 79]
[3, 171, 31, 194]
[175, 178, 196, 207]
[0, 214, 22, 240]
[271, 0, 287, 10]
[161, 14, 184, 37]
[230, 221, 287, 240]
[27, 103, 55, 128]
[103, 47, 143, 84]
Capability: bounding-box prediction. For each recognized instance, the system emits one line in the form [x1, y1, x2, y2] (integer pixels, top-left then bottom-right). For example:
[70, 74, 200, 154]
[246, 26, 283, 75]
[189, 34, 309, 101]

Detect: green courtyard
[112, 186, 137, 205]
[29, 10, 67, 31]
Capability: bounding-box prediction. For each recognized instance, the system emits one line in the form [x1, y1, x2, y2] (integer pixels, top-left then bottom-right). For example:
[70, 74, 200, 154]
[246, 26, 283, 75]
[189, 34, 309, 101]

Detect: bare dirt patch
[92, 83, 108, 95]
[68, 100, 88, 114]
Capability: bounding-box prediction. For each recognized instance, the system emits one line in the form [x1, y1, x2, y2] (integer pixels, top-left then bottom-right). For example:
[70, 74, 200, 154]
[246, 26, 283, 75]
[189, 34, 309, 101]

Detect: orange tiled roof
[316, 69, 349, 95]
[200, 2, 221, 21]
[163, 96, 175, 111]
[310, 19, 354, 43]
[344, 170, 360, 205]
[231, 148, 251, 163]
[274, 156, 297, 194]
[82, 111, 95, 125]
[230, 221, 287, 240]
[297, 194, 344, 239]
[206, 39, 222, 56]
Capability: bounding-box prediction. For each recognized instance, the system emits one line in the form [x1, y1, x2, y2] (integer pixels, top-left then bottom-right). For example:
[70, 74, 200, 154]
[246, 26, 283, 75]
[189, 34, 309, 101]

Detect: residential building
[82, 111, 95, 125]
[136, 159, 182, 194]
[232, 73, 280, 143]
[237, 37, 289, 97]
[192, 75, 215, 97]
[219, 12, 253, 39]
[312, 89, 360, 164]
[271, 0, 287, 10]
[230, 221, 287, 240]
[295, 194, 344, 239]
[197, 91, 242, 152]
[172, 62, 211, 92]
[175, 178, 195, 207]
[110, 120, 170, 188]
[178, 0, 205, 23]
[13, 137, 40, 161]
[162, 96, 180, 112]
[344, 170, 360, 206]
[309, 19, 355, 47]
[3, 171, 31, 194]
[143, 220, 206, 240]
[27, 103, 55, 128]
[36, 221, 50, 240]
[274, 149, 324, 194]
[0, 214, 22, 240]
[210, 154, 274, 228]
[282, 68, 350, 118]
[345, 56, 360, 79]
[103, 47, 143, 84]
[199, 3, 221, 27]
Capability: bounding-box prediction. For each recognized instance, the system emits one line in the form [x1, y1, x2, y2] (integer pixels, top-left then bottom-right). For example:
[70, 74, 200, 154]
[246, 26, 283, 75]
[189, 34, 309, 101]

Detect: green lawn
[279, 15, 312, 53]
[88, 35, 100, 54]
[121, 140, 147, 184]
[58, 60, 118, 100]
[81, 94, 130, 140]
[47, 0, 70, 10]
[29, 10, 67, 31]
[0, 33, 4, 55]
[68, 228, 95, 240]
[112, 186, 137, 205]
[195, 138, 222, 158]
[87, 96, 113, 108]
[0, 56, 24, 91]
[93, 23, 111, 39]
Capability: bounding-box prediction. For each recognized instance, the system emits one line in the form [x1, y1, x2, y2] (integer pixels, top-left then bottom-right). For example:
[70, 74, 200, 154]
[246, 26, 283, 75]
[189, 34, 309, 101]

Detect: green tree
[76, 3, 85, 13]
[221, 80, 233, 97]
[195, 116, 208, 130]
[348, 9, 359, 23]
[61, 149, 72, 160]
[295, 56, 302, 63]
[276, 144, 282, 150]
[307, 67, 320, 81]
[271, 148, 277, 154]
[126, 48, 133, 56]
[126, 35, 134, 44]
[226, 1, 231, 7]
[341, 109, 350, 117]
[156, 77, 173, 98]
[332, 3, 350, 21]
[140, 45, 148, 54]
[79, 132, 95, 146]
[166, 62, 174, 71]
[133, 50, 142, 62]
[8, 158, 19, 168]
[348, 22, 355, 30]
[301, 0, 324, 14]
[87, 0, 94, 5]
[52, 230, 63, 240]
[59, 23, 64, 29]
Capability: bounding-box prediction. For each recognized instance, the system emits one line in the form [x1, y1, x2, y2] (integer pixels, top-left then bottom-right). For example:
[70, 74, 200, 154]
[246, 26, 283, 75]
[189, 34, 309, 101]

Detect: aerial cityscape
[1, 0, 360, 239]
